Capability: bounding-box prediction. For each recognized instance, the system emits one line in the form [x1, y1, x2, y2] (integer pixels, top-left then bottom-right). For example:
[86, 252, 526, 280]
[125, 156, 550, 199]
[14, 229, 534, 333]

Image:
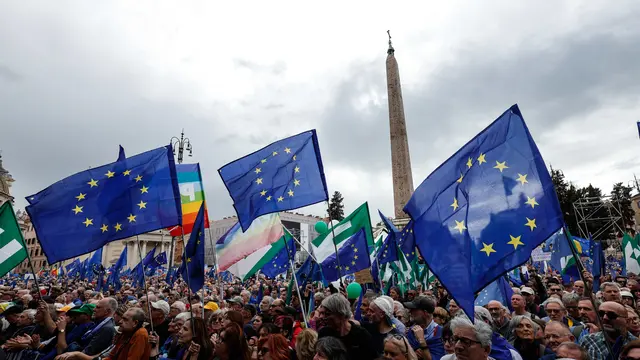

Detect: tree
[328, 191, 345, 221]
[551, 168, 584, 235]
[611, 182, 634, 233]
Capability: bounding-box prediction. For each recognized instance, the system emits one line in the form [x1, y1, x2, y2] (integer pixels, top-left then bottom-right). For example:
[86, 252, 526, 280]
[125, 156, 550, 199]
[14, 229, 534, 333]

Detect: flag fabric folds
[474, 276, 514, 312]
[107, 246, 127, 290]
[216, 213, 284, 272]
[320, 228, 371, 282]
[227, 228, 295, 281]
[218, 130, 329, 231]
[548, 228, 580, 282]
[312, 203, 374, 263]
[180, 203, 206, 293]
[259, 231, 296, 279]
[0, 203, 28, 278]
[295, 255, 324, 285]
[622, 233, 640, 274]
[26, 145, 182, 263]
[377, 211, 399, 265]
[404, 104, 563, 318]
[168, 164, 210, 236]
[85, 248, 103, 281]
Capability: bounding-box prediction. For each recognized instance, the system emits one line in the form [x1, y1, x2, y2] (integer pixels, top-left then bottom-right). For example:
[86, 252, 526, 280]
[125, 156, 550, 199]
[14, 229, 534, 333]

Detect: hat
[621, 290, 634, 298]
[59, 304, 75, 313]
[54, 303, 65, 311]
[521, 287, 535, 296]
[150, 300, 170, 315]
[1, 303, 23, 316]
[403, 296, 435, 313]
[372, 297, 394, 318]
[228, 296, 243, 305]
[67, 304, 96, 317]
[204, 302, 219, 311]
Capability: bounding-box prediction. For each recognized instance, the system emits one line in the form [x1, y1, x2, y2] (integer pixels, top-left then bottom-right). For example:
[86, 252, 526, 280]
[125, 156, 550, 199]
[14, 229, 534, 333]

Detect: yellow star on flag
[137, 201, 147, 209]
[135, 175, 143, 182]
[256, 178, 263, 185]
[293, 179, 300, 186]
[454, 220, 467, 234]
[294, 166, 300, 173]
[516, 173, 528, 185]
[83, 218, 93, 227]
[266, 196, 272, 201]
[480, 242, 496, 256]
[261, 159, 267, 163]
[114, 223, 122, 232]
[187, 258, 192, 263]
[525, 218, 536, 231]
[127, 214, 137, 223]
[354, 255, 358, 259]
[277, 196, 284, 202]
[457, 173, 464, 183]
[100, 224, 108, 233]
[87, 179, 98, 188]
[451, 198, 459, 211]
[507, 235, 524, 249]
[353, 248, 358, 253]
[260, 190, 267, 197]
[525, 196, 538, 209]
[466, 157, 473, 168]
[140, 185, 149, 194]
[255, 168, 262, 174]
[477, 153, 487, 165]
[494, 161, 509, 172]
[72, 205, 83, 215]
[288, 189, 294, 197]
[272, 151, 278, 156]
[76, 193, 86, 201]
[284, 147, 291, 153]
[123, 170, 131, 176]
[105, 170, 115, 178]
[293, 155, 297, 161]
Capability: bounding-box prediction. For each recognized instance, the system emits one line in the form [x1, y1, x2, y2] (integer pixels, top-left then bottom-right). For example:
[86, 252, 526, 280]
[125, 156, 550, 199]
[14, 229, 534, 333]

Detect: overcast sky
[1, 1, 639, 222]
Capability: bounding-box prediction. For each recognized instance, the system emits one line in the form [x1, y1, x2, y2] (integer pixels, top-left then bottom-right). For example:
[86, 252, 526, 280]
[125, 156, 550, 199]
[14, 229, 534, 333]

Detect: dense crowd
[0, 267, 638, 360]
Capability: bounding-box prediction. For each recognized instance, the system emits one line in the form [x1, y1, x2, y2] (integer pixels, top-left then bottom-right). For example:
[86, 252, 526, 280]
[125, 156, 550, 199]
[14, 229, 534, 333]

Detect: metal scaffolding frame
[573, 195, 626, 249]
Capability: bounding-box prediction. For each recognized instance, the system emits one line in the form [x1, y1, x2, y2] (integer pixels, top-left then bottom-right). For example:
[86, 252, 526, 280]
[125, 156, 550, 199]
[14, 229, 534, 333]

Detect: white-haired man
[441, 316, 494, 360]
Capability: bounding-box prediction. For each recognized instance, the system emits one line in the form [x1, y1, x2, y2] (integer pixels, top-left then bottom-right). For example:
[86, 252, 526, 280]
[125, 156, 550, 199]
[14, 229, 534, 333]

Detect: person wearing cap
[227, 296, 243, 312]
[404, 296, 445, 360]
[170, 301, 186, 319]
[147, 300, 171, 347]
[317, 294, 377, 360]
[362, 296, 403, 356]
[521, 287, 547, 319]
[57, 298, 117, 357]
[203, 302, 219, 318]
[622, 290, 636, 308]
[53, 304, 97, 354]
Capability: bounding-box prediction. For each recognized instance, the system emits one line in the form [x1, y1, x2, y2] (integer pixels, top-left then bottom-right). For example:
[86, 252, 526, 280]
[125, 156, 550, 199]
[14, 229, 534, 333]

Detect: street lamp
[170, 130, 193, 164]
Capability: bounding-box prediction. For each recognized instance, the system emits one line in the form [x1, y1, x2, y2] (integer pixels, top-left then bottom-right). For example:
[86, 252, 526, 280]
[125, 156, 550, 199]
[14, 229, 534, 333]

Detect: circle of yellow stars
[254, 146, 301, 203]
[449, 153, 540, 257]
[73, 168, 150, 234]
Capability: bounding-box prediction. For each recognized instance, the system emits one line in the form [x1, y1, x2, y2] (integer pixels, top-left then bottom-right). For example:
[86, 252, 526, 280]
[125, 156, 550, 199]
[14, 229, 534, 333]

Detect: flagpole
[325, 201, 344, 286]
[282, 234, 308, 327]
[135, 236, 155, 334]
[180, 228, 196, 333]
[204, 220, 224, 302]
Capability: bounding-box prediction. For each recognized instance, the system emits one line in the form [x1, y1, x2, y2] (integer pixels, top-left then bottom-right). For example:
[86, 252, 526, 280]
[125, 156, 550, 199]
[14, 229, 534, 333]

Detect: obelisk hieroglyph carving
[386, 31, 414, 219]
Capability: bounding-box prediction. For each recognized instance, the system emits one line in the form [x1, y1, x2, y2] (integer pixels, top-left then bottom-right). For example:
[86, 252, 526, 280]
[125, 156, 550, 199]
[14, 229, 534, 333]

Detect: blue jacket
[407, 321, 445, 360]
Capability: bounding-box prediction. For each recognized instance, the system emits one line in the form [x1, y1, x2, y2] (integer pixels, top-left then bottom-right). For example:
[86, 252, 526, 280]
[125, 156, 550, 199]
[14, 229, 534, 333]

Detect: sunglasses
[599, 310, 624, 320]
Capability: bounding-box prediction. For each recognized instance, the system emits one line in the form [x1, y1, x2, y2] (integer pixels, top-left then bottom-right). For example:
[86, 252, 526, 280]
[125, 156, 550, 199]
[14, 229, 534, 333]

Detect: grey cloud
[233, 58, 287, 75]
[0, 65, 22, 82]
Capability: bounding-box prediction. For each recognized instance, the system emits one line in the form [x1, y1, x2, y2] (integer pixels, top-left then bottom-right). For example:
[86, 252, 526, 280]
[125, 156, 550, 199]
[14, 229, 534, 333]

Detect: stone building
[0, 154, 14, 205]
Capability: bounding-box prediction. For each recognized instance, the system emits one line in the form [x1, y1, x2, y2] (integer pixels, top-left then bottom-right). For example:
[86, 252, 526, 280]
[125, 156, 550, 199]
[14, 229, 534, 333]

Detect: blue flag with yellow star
[218, 130, 329, 231]
[320, 228, 371, 282]
[398, 220, 417, 262]
[377, 211, 399, 265]
[404, 104, 563, 319]
[25, 145, 182, 264]
[260, 236, 295, 279]
[180, 203, 206, 293]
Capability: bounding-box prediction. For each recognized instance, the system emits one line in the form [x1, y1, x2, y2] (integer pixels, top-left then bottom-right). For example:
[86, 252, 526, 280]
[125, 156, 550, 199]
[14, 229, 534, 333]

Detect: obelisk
[386, 31, 414, 219]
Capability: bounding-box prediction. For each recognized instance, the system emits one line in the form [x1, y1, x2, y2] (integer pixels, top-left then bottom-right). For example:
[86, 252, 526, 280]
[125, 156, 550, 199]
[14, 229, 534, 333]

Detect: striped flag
[0, 203, 28, 278]
[168, 164, 210, 236]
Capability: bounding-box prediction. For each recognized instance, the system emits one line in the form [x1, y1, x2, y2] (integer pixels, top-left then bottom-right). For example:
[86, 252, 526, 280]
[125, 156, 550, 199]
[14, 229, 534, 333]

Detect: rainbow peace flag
[168, 164, 210, 236]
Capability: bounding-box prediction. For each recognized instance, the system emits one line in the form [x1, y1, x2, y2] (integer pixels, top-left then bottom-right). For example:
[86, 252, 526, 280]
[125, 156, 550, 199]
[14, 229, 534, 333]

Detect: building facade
[17, 211, 48, 271]
[0, 154, 14, 205]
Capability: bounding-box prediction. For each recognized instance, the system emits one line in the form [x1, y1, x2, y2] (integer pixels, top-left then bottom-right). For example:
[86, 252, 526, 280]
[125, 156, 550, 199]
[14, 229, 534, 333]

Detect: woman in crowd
[313, 336, 348, 360]
[177, 317, 214, 360]
[214, 323, 251, 360]
[295, 329, 317, 360]
[508, 315, 552, 360]
[382, 334, 419, 360]
[257, 334, 291, 360]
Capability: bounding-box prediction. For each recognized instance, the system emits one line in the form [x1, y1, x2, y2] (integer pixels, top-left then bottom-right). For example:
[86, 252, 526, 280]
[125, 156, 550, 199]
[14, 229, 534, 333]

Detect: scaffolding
[573, 195, 626, 249]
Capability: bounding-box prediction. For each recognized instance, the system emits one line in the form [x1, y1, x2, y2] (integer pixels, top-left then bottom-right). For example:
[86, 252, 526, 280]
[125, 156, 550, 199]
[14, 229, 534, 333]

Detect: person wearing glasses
[541, 321, 575, 356]
[579, 301, 637, 360]
[440, 317, 493, 360]
[626, 306, 640, 337]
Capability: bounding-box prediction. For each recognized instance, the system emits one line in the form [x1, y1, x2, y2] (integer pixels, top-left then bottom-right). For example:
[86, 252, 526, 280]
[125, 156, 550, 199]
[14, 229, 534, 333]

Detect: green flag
[312, 203, 373, 263]
[228, 228, 293, 281]
[623, 233, 640, 274]
[0, 202, 28, 277]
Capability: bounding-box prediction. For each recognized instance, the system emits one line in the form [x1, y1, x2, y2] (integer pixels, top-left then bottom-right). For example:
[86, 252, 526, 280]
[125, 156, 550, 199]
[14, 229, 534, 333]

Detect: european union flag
[260, 237, 295, 279]
[377, 211, 399, 265]
[296, 255, 324, 285]
[474, 276, 514, 312]
[107, 246, 127, 290]
[398, 220, 417, 262]
[150, 252, 167, 270]
[320, 228, 371, 282]
[180, 203, 206, 293]
[218, 130, 329, 231]
[404, 105, 563, 318]
[548, 228, 580, 282]
[26, 146, 182, 263]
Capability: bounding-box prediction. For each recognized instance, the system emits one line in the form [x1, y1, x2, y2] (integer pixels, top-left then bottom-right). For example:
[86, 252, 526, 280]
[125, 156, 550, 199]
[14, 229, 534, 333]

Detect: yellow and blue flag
[180, 203, 206, 293]
[218, 130, 329, 231]
[377, 210, 399, 265]
[404, 105, 563, 318]
[320, 228, 371, 282]
[25, 145, 182, 264]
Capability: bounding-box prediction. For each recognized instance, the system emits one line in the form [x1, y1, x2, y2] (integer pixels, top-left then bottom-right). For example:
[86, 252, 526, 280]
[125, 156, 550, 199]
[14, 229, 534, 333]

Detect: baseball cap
[228, 296, 243, 305]
[151, 300, 170, 315]
[621, 290, 634, 298]
[67, 304, 96, 317]
[204, 302, 219, 311]
[521, 287, 535, 296]
[403, 296, 435, 313]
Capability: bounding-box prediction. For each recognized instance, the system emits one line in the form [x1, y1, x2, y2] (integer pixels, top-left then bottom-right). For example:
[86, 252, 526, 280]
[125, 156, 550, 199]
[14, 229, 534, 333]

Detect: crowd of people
[0, 267, 638, 360]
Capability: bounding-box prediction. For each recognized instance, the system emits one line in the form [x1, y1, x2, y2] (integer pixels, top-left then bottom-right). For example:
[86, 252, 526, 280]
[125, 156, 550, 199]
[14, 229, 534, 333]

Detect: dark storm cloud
[319, 21, 640, 178]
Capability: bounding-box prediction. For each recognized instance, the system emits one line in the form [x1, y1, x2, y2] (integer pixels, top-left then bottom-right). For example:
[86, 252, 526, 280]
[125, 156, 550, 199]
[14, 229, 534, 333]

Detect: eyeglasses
[452, 336, 481, 347]
[599, 310, 625, 320]
[549, 288, 561, 292]
[546, 308, 564, 314]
